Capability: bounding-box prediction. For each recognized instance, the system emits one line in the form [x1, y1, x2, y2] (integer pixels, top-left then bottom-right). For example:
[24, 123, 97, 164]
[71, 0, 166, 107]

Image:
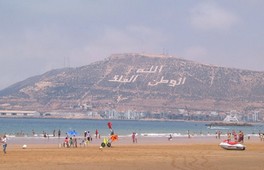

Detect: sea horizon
[1, 117, 263, 139]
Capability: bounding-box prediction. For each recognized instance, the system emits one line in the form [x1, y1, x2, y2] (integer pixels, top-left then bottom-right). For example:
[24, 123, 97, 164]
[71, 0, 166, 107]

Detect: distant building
[223, 115, 239, 122]
[0, 110, 40, 117]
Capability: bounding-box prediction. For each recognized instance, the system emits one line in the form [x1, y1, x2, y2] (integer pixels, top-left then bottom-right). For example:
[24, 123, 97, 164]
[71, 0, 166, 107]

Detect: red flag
[107, 122, 112, 129]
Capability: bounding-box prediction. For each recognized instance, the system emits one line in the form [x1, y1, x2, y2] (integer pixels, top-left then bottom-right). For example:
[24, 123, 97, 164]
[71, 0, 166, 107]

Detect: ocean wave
[207, 126, 229, 130]
[140, 133, 183, 137]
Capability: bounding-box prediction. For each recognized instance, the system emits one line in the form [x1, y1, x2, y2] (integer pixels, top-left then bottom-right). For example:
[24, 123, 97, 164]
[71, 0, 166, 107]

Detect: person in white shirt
[2, 135, 7, 154]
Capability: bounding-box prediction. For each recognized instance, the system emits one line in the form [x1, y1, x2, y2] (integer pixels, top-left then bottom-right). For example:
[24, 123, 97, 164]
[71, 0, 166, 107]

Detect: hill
[0, 53, 264, 119]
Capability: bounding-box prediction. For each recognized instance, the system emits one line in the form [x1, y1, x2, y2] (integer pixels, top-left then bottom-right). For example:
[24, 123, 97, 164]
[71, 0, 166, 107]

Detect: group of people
[0, 135, 7, 154]
[215, 130, 245, 143]
[63, 136, 78, 148]
[227, 130, 244, 143]
[62, 129, 100, 148]
[44, 129, 61, 138]
[215, 130, 222, 139]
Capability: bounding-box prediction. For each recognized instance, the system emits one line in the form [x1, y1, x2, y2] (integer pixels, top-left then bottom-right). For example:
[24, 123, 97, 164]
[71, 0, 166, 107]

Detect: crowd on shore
[215, 130, 245, 143]
[62, 129, 101, 148]
[2, 128, 264, 154]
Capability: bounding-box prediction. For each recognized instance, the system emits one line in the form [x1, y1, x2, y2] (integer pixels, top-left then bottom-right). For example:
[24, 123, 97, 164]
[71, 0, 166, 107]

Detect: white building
[0, 110, 40, 117]
[223, 115, 239, 122]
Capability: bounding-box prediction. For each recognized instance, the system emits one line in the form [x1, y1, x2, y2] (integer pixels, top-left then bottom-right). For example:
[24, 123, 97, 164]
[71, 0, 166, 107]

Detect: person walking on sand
[1, 135, 7, 154]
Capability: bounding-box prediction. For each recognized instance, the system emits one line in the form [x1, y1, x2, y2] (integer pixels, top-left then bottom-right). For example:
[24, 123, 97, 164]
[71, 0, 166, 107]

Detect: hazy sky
[0, 0, 264, 90]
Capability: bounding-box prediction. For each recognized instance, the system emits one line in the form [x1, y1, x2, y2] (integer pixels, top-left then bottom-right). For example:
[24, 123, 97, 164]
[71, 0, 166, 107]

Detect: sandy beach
[1, 136, 264, 170]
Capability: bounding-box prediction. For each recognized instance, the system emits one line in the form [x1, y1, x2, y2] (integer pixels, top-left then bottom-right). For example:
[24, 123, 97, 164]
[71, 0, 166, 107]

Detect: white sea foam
[207, 126, 229, 130]
[140, 133, 183, 137]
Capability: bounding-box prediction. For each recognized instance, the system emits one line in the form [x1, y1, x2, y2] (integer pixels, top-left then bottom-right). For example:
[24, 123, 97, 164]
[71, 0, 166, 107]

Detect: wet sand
[1, 137, 264, 170]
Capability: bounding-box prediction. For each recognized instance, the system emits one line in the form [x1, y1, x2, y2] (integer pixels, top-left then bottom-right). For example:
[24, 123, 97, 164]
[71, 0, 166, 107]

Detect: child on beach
[63, 137, 69, 148]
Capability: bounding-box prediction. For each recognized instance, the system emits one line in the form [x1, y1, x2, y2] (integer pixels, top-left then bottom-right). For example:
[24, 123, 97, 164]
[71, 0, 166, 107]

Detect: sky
[0, 0, 264, 90]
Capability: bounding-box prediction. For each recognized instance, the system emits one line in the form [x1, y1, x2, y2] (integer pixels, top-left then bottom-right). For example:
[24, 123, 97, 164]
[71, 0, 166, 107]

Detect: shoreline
[1, 136, 264, 170]
[5, 134, 262, 147]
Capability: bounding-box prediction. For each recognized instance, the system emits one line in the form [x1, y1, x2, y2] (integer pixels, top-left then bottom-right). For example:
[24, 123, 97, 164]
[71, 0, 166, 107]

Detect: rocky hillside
[0, 53, 264, 113]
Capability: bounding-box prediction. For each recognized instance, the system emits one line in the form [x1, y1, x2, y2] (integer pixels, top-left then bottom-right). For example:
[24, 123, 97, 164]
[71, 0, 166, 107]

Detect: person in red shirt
[95, 129, 99, 139]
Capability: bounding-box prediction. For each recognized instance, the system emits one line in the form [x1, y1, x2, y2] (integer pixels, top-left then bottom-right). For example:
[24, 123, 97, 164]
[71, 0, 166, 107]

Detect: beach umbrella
[67, 130, 78, 136]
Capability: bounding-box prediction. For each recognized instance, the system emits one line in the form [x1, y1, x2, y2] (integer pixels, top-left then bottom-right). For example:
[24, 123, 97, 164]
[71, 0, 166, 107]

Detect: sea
[1, 118, 264, 138]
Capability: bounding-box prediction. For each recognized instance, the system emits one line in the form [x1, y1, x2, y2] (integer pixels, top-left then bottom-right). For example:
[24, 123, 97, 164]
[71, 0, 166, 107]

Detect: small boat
[219, 140, 246, 150]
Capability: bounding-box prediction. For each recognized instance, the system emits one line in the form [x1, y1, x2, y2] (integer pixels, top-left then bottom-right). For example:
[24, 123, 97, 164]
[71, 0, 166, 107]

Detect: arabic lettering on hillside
[136, 65, 163, 73]
[108, 65, 187, 87]
[148, 76, 186, 87]
[108, 75, 139, 83]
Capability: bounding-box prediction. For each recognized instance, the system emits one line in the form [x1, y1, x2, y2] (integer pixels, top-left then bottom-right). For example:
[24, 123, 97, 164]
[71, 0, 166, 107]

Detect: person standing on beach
[132, 132, 136, 143]
[232, 130, 237, 141]
[95, 129, 98, 139]
[87, 131, 92, 142]
[238, 131, 244, 143]
[1, 135, 7, 154]
[168, 134, 172, 141]
[84, 131, 87, 138]
[73, 135, 78, 148]
[58, 129, 61, 138]
[132, 132, 137, 143]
